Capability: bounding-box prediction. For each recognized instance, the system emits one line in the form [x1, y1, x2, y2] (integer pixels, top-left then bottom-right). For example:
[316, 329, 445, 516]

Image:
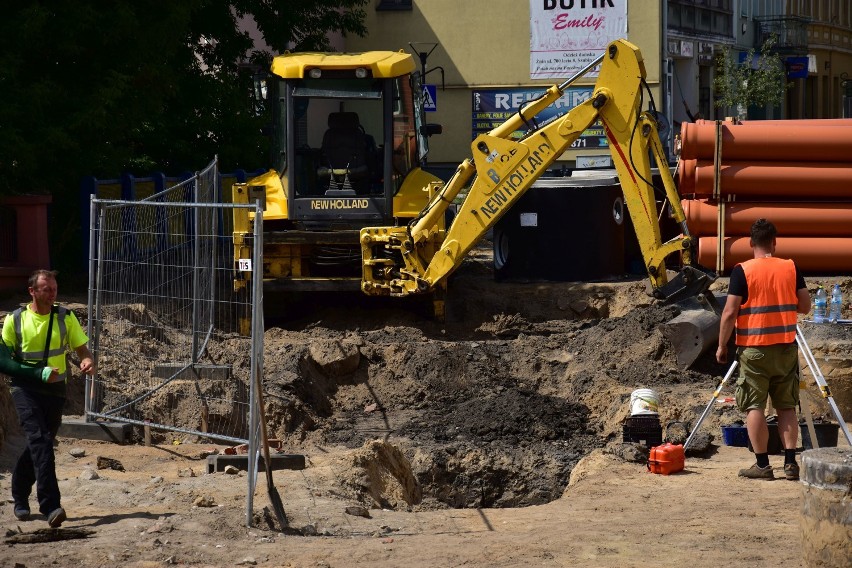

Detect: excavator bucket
[654, 265, 717, 306]
[656, 265, 722, 369]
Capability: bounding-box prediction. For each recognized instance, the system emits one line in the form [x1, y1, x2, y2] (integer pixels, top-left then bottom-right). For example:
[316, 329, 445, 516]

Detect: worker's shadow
[684, 444, 722, 461]
[72, 511, 175, 527]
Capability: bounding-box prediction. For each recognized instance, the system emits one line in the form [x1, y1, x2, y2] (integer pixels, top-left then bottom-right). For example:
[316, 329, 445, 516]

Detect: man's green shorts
[735, 343, 800, 412]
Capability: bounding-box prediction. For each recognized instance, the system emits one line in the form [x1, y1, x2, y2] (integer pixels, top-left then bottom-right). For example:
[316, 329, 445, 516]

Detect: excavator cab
[232, 51, 445, 293]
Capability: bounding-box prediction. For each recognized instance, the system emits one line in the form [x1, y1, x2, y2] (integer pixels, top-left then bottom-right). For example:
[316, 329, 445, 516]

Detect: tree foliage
[0, 0, 368, 274]
[713, 36, 789, 118]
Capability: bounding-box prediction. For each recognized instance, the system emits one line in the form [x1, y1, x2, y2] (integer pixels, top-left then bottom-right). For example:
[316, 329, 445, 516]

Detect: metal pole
[88, 203, 109, 422]
[85, 196, 98, 421]
[557, 52, 606, 92]
[209, 160, 219, 334]
[245, 201, 263, 527]
[192, 176, 201, 364]
[684, 361, 738, 450]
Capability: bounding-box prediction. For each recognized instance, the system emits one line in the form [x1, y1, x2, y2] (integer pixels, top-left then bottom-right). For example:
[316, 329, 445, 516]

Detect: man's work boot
[784, 462, 800, 481]
[738, 463, 775, 480]
[13, 506, 30, 521]
[47, 507, 66, 528]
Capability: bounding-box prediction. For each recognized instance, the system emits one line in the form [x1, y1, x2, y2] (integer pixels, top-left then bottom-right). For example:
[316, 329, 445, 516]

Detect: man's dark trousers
[10, 387, 64, 516]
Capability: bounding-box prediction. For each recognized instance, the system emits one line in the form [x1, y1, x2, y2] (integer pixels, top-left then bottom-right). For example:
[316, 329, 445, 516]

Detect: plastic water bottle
[829, 284, 843, 323]
[813, 286, 827, 323]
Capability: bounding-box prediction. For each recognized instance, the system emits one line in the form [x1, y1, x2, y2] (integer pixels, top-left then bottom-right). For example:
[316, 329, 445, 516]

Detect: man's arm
[716, 294, 742, 364]
[796, 288, 810, 314]
[0, 341, 57, 383]
[74, 344, 95, 375]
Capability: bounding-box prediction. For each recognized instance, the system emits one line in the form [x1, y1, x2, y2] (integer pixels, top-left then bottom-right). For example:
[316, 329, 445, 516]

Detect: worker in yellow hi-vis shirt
[1, 269, 94, 528]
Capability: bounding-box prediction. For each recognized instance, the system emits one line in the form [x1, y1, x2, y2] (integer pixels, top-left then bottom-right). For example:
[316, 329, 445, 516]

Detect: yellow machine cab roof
[270, 50, 416, 79]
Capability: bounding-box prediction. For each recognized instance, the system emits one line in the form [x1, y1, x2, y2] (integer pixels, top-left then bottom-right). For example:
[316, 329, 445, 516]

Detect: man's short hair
[750, 218, 777, 248]
[28, 269, 58, 289]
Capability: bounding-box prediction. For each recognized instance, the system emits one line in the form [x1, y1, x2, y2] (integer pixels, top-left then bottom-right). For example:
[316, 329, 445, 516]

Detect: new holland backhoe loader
[360, 39, 716, 315]
[233, 39, 718, 363]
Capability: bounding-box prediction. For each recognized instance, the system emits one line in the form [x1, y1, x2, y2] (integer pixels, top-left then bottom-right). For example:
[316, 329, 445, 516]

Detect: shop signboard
[472, 87, 606, 149]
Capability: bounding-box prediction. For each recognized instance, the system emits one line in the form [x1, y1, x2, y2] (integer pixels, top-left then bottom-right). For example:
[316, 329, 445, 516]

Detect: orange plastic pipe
[698, 237, 852, 273]
[680, 122, 852, 161]
[695, 118, 852, 127]
[683, 200, 852, 237]
[677, 159, 852, 198]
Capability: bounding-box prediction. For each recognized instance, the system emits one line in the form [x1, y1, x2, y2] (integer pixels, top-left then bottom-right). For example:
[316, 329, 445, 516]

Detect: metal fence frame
[85, 158, 266, 526]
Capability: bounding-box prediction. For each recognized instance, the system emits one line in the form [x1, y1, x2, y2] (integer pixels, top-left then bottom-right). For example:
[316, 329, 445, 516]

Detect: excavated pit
[252, 249, 736, 510]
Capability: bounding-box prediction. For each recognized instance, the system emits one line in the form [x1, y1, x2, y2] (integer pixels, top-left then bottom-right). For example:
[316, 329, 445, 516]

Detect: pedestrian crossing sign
[422, 84, 437, 112]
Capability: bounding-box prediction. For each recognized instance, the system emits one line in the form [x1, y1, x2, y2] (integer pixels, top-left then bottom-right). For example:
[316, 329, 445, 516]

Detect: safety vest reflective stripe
[12, 306, 69, 378]
[736, 324, 798, 336]
[735, 258, 798, 346]
[738, 303, 798, 315]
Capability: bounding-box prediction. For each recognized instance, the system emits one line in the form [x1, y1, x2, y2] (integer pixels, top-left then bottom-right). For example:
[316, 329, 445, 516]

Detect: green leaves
[0, 0, 368, 275]
[713, 35, 790, 118]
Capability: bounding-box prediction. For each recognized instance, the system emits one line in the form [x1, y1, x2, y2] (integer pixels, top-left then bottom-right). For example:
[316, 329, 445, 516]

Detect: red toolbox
[648, 443, 684, 475]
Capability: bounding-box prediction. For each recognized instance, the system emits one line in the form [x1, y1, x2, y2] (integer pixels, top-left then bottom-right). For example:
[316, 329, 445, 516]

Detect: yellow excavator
[233, 39, 719, 363]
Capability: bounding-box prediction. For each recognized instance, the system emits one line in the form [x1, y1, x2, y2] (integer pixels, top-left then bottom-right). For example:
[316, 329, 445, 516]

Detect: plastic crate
[623, 415, 662, 448]
[800, 422, 839, 449]
[721, 425, 749, 447]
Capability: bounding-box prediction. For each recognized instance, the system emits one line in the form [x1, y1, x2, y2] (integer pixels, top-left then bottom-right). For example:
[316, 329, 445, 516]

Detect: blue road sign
[423, 84, 437, 112]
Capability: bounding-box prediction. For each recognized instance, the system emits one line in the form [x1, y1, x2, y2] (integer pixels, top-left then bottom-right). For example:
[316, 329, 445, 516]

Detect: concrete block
[58, 418, 132, 443]
[206, 453, 306, 474]
[152, 363, 231, 381]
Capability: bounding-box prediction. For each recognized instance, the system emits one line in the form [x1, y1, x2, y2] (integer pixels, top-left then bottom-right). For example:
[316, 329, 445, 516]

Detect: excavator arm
[361, 39, 715, 303]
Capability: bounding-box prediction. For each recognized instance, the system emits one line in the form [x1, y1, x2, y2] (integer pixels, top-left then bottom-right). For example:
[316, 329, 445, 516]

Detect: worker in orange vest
[716, 219, 810, 481]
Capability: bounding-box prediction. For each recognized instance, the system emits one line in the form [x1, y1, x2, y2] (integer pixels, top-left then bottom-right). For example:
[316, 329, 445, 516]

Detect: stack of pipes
[677, 118, 852, 273]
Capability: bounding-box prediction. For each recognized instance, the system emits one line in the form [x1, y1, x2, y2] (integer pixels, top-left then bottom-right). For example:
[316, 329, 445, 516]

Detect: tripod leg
[797, 325, 852, 446]
[799, 378, 818, 450]
[684, 361, 738, 451]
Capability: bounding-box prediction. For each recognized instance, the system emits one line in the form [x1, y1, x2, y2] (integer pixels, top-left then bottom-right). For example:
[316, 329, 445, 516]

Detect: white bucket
[630, 388, 660, 416]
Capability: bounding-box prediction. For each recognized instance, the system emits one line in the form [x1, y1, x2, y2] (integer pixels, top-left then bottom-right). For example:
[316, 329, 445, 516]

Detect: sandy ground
[3, 431, 848, 568]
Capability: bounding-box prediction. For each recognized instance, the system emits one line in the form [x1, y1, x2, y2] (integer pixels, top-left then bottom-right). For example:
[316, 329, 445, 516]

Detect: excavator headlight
[308, 68, 322, 79]
[354, 67, 368, 79]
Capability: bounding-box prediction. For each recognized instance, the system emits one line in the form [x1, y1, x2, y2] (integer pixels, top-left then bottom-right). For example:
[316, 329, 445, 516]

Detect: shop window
[377, 0, 412, 11]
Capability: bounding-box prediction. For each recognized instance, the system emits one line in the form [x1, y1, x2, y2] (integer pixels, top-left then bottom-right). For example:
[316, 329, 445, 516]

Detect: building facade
[340, 1, 852, 169]
[668, 0, 852, 123]
[346, 0, 664, 170]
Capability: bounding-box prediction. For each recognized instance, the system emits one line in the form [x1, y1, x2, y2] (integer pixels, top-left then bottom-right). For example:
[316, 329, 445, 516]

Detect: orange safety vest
[735, 257, 798, 346]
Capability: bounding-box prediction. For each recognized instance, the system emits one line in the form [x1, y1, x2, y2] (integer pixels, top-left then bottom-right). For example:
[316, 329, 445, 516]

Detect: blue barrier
[81, 168, 265, 266]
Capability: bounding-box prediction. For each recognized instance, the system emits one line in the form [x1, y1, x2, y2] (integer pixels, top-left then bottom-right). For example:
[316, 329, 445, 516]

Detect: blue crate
[721, 426, 750, 447]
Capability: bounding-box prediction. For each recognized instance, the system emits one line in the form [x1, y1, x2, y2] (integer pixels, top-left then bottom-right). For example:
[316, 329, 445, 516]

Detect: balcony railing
[756, 16, 809, 53]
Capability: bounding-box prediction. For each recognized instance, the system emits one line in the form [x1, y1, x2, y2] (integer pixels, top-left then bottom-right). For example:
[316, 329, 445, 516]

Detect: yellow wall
[345, 1, 663, 167]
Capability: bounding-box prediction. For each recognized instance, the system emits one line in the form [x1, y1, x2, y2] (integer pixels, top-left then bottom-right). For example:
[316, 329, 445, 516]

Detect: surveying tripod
[685, 324, 852, 450]
[796, 324, 852, 447]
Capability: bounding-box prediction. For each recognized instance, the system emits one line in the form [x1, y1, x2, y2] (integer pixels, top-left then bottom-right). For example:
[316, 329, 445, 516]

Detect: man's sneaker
[784, 462, 800, 481]
[738, 463, 775, 480]
[47, 507, 66, 528]
[13, 507, 30, 521]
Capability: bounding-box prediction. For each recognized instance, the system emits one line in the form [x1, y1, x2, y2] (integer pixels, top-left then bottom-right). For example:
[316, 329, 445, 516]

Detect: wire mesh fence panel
[86, 159, 261, 447]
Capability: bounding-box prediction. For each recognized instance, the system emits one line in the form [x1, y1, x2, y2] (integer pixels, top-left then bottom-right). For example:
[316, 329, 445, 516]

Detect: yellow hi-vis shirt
[2, 304, 89, 389]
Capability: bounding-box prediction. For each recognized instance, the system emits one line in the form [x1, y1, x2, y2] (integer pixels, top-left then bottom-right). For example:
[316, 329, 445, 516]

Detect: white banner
[530, 0, 628, 79]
